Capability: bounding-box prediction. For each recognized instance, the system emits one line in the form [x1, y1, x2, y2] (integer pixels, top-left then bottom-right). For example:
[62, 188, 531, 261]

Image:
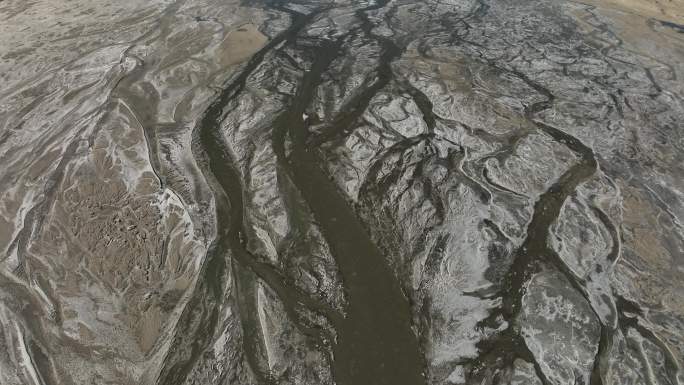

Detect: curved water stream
[161, 2, 427, 385]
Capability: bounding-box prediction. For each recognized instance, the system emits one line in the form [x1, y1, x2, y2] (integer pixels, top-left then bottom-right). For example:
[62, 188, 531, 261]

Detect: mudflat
[1, 1, 683, 385]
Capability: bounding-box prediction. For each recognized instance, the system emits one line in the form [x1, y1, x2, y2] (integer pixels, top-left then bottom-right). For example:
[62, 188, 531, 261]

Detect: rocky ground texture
[0, 0, 683, 384]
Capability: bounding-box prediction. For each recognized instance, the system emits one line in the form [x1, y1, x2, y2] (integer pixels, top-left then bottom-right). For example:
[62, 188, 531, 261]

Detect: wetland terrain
[0, 0, 683, 384]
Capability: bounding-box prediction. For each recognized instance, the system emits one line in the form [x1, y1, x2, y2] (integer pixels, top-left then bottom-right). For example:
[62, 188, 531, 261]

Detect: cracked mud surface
[1, 0, 683, 384]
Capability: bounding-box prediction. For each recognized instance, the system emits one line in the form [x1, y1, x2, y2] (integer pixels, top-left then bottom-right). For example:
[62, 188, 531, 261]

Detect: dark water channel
[181, 2, 427, 385]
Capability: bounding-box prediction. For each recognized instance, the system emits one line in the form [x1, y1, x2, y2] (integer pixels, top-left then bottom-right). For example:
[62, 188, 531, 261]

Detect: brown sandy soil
[573, 0, 684, 23]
